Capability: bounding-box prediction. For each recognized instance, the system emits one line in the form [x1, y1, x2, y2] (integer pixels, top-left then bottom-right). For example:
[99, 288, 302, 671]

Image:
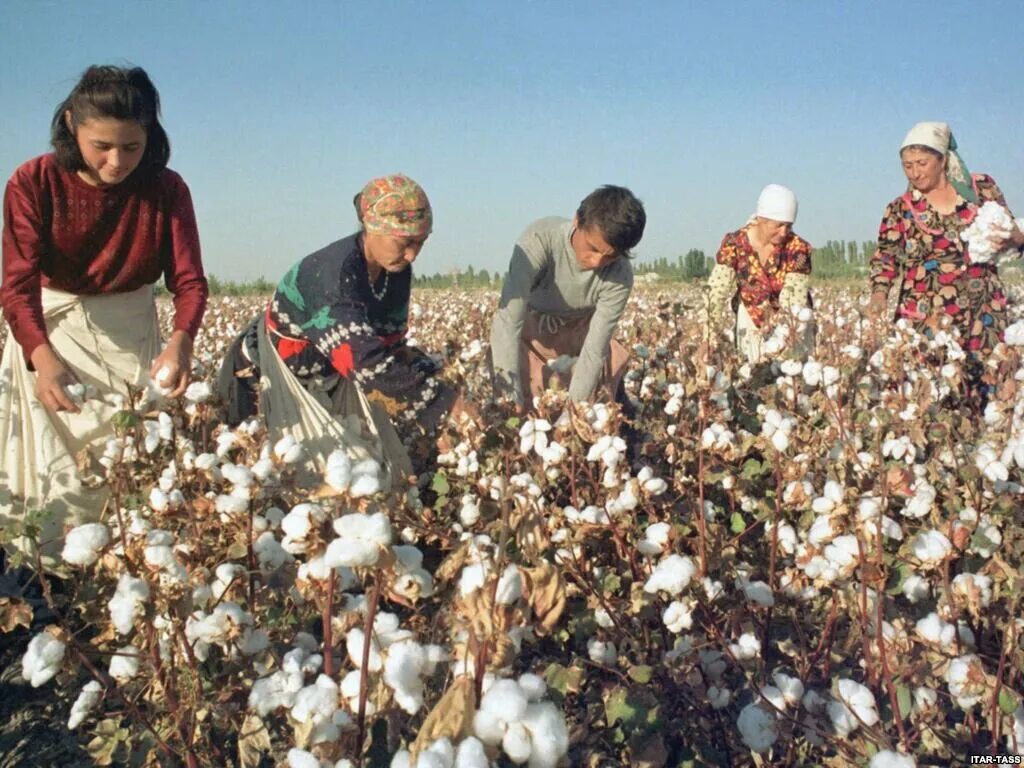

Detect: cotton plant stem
[322, 573, 335, 679]
[695, 404, 709, 578]
[355, 576, 382, 766]
[147, 623, 200, 768]
[989, 622, 1015, 755]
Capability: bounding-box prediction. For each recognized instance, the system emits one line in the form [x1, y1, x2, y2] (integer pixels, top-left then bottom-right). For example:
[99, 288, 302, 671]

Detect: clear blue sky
[2, 0, 1023, 282]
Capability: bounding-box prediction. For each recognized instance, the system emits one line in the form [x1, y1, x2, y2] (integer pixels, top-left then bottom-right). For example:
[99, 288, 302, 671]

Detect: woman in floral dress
[869, 122, 1024, 390]
[706, 184, 813, 363]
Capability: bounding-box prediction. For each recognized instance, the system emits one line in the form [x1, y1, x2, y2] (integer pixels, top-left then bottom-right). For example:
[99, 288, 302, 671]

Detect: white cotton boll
[281, 505, 316, 541]
[215, 494, 249, 516]
[459, 562, 489, 596]
[807, 515, 835, 547]
[952, 573, 993, 608]
[707, 685, 731, 709]
[663, 601, 694, 633]
[324, 537, 380, 568]
[828, 679, 879, 737]
[1005, 320, 1024, 346]
[68, 680, 103, 729]
[587, 637, 617, 665]
[913, 686, 938, 712]
[502, 721, 533, 763]
[454, 737, 489, 768]
[759, 685, 786, 712]
[910, 529, 952, 565]
[520, 702, 569, 768]
[291, 674, 339, 730]
[62, 522, 111, 566]
[345, 629, 383, 672]
[946, 654, 986, 709]
[742, 580, 775, 607]
[961, 202, 1015, 263]
[518, 673, 546, 702]
[802, 360, 823, 387]
[495, 565, 523, 605]
[383, 641, 430, 714]
[737, 703, 777, 753]
[109, 645, 142, 682]
[638, 522, 671, 556]
[350, 458, 383, 498]
[729, 632, 761, 661]
[149, 487, 169, 512]
[287, 748, 322, 768]
[21, 630, 67, 687]
[916, 613, 955, 647]
[643, 554, 696, 596]
[594, 607, 614, 628]
[479, 678, 529, 722]
[109, 574, 150, 635]
[155, 365, 174, 387]
[772, 671, 804, 707]
[780, 359, 803, 376]
[870, 751, 916, 768]
[459, 495, 481, 527]
[901, 574, 931, 603]
[184, 381, 211, 403]
[824, 535, 859, 571]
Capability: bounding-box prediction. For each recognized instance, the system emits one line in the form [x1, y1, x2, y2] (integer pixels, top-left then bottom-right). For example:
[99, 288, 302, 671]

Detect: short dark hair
[51, 65, 170, 172]
[576, 185, 646, 254]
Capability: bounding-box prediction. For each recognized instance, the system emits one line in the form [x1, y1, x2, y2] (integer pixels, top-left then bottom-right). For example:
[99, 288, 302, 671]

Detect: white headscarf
[754, 184, 798, 223]
[899, 121, 976, 203]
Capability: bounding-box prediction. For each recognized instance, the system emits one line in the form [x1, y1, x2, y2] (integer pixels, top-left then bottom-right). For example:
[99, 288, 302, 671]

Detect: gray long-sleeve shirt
[490, 217, 633, 403]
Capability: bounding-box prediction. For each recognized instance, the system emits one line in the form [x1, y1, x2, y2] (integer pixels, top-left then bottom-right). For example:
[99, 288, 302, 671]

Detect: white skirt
[0, 285, 160, 565]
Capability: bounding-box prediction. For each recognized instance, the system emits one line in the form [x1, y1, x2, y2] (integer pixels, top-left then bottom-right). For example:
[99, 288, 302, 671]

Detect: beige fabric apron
[519, 311, 629, 402]
[0, 285, 160, 565]
[254, 316, 414, 487]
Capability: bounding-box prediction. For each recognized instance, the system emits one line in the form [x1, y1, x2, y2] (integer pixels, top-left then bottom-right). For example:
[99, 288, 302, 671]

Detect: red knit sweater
[1, 154, 208, 364]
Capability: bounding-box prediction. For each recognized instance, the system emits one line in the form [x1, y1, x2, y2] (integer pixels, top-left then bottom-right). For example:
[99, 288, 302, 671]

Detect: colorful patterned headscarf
[356, 174, 433, 238]
[900, 122, 977, 204]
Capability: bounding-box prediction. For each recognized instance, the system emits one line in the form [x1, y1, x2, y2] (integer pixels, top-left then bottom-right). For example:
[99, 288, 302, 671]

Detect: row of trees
[175, 239, 958, 294]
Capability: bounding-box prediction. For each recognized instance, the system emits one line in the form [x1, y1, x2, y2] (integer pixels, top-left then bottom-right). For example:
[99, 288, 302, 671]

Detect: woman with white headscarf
[705, 184, 814, 363]
[868, 122, 1024, 389]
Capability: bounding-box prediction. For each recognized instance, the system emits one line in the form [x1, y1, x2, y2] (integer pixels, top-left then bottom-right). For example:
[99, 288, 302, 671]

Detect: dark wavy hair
[51, 65, 170, 172]
[576, 185, 646, 255]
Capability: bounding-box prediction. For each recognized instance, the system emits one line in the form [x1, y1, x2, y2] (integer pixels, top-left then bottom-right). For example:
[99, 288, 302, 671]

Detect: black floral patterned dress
[870, 175, 1018, 365]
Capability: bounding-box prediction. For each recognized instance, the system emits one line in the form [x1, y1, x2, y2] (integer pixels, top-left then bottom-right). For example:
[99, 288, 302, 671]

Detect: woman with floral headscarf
[868, 122, 1024, 388]
[219, 174, 454, 483]
[705, 184, 814, 363]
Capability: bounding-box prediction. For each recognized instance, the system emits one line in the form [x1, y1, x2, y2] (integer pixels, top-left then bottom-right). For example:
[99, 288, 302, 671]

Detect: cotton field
[4, 281, 1024, 767]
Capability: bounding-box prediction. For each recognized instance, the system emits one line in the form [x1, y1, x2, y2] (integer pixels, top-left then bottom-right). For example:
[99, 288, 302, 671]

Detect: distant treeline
[179, 239, 1024, 295]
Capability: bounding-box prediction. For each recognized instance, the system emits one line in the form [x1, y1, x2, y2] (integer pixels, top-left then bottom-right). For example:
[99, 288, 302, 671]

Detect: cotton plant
[472, 675, 570, 768]
[961, 201, 1022, 263]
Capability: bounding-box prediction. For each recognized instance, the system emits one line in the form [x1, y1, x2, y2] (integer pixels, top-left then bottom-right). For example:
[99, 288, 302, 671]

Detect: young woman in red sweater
[0, 65, 208, 562]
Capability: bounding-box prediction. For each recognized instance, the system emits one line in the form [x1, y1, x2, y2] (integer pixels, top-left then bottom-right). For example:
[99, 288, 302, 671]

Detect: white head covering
[755, 184, 798, 223]
[900, 121, 951, 154]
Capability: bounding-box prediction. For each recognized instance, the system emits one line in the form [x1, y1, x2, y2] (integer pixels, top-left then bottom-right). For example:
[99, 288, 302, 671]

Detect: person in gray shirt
[490, 186, 646, 411]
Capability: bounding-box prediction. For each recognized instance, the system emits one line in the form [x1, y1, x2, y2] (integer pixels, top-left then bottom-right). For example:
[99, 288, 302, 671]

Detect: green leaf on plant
[628, 665, 653, 684]
[999, 689, 1020, 715]
[729, 512, 745, 534]
[896, 685, 912, 719]
[431, 472, 450, 496]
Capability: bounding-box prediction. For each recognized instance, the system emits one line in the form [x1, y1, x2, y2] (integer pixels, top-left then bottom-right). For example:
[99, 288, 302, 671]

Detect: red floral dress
[715, 229, 812, 328]
[870, 174, 1016, 359]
